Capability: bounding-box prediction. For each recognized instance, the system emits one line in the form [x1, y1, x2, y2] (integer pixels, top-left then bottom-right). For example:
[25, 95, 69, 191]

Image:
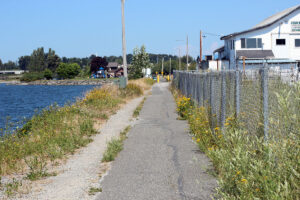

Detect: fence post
[209, 72, 216, 129]
[261, 63, 269, 141]
[203, 73, 207, 105]
[193, 73, 197, 102]
[220, 70, 226, 133]
[235, 70, 240, 117]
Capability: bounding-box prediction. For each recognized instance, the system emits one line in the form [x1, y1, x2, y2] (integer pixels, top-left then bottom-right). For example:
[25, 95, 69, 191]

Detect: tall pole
[199, 30, 203, 71]
[200, 31, 203, 63]
[121, 0, 128, 82]
[186, 35, 189, 71]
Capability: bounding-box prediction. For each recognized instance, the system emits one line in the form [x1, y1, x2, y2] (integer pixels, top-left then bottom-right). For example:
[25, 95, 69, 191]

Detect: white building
[214, 5, 300, 69]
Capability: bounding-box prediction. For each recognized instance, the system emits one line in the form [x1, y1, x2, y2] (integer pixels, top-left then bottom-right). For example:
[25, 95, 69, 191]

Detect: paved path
[97, 83, 217, 200]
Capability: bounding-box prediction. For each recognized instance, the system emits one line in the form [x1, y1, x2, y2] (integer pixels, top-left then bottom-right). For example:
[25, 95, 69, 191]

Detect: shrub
[20, 72, 44, 82]
[121, 83, 143, 97]
[176, 96, 192, 120]
[43, 69, 53, 80]
[56, 63, 81, 79]
[143, 78, 155, 86]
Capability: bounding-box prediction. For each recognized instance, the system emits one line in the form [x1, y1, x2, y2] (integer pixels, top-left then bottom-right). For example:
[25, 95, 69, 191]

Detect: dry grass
[0, 79, 154, 178]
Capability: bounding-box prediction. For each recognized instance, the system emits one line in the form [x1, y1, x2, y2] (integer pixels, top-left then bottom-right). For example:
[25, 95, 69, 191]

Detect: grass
[0, 78, 154, 180]
[88, 187, 102, 195]
[102, 126, 131, 162]
[1, 178, 22, 197]
[171, 83, 300, 200]
[133, 97, 146, 118]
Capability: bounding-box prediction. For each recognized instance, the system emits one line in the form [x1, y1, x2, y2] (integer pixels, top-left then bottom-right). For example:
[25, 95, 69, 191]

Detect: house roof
[221, 5, 300, 40]
[213, 46, 225, 53]
[236, 50, 274, 59]
[107, 62, 119, 68]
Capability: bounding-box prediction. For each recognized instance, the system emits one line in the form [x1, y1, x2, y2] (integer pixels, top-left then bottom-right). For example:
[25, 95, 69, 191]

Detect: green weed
[102, 126, 131, 162]
[88, 187, 102, 195]
[3, 178, 22, 197]
[133, 98, 146, 118]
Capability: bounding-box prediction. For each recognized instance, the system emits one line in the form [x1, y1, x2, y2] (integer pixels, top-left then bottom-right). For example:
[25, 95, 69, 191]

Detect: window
[295, 39, 300, 47]
[230, 40, 235, 50]
[276, 39, 286, 45]
[241, 38, 262, 48]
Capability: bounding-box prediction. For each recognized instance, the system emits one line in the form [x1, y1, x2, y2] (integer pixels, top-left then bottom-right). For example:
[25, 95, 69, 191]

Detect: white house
[214, 5, 300, 70]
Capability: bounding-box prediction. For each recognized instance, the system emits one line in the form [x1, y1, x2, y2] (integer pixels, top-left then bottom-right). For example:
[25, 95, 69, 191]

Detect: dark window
[295, 39, 300, 47]
[241, 38, 262, 48]
[247, 38, 257, 48]
[276, 39, 286, 45]
[230, 40, 235, 50]
[258, 38, 262, 48]
[241, 38, 246, 48]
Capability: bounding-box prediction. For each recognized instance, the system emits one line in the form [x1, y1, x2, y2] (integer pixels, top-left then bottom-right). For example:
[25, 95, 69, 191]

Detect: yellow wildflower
[196, 138, 200, 143]
[236, 171, 241, 175]
[255, 188, 260, 192]
[241, 179, 247, 183]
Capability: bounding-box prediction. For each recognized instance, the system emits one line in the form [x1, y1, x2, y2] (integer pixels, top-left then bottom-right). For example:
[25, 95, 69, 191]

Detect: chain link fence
[173, 64, 300, 140]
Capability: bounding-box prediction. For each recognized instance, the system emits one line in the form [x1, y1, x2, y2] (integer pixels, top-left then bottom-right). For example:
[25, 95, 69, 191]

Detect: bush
[143, 78, 155, 86]
[56, 63, 81, 79]
[121, 83, 143, 97]
[43, 69, 53, 80]
[20, 72, 44, 82]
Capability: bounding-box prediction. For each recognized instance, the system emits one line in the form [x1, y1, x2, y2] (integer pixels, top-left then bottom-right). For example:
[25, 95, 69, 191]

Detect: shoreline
[0, 79, 115, 85]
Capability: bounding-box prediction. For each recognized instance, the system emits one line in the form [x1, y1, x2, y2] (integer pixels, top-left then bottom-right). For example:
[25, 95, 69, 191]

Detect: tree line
[0, 46, 197, 81]
[0, 47, 195, 72]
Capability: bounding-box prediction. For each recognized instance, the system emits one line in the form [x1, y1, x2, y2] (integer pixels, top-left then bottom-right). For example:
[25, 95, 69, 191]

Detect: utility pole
[200, 30, 203, 63]
[121, 0, 128, 83]
[186, 35, 189, 71]
[200, 30, 203, 71]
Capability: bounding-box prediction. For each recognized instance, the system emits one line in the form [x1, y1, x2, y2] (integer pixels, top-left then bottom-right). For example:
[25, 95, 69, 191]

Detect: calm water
[0, 84, 99, 130]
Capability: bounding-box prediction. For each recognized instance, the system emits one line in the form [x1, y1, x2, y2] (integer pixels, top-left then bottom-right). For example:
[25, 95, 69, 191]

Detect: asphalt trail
[97, 83, 217, 200]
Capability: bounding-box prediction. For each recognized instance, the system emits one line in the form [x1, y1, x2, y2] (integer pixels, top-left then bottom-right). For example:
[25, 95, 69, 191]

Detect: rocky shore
[2, 79, 115, 85]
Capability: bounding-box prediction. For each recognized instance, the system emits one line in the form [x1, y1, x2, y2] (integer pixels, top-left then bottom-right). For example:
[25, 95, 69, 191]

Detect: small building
[107, 62, 123, 78]
[214, 5, 300, 70]
[0, 70, 26, 75]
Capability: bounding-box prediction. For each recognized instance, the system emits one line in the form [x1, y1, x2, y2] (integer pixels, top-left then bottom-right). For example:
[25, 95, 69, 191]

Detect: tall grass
[0, 78, 153, 177]
[171, 84, 300, 200]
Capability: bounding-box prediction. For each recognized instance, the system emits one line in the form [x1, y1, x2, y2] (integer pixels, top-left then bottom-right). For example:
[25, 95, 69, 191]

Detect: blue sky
[0, 0, 299, 62]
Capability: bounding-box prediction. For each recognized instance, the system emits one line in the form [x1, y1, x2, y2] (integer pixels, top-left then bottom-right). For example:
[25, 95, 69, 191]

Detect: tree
[56, 63, 81, 79]
[0, 59, 2, 68]
[43, 68, 53, 80]
[90, 57, 108, 74]
[46, 48, 61, 72]
[3, 61, 18, 70]
[18, 56, 31, 70]
[28, 47, 46, 72]
[129, 45, 150, 79]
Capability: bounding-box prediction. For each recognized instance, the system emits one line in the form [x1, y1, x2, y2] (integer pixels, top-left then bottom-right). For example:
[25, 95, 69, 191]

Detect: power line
[202, 31, 223, 37]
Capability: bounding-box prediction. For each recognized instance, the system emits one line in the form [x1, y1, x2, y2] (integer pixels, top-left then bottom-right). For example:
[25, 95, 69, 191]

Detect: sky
[0, 0, 299, 62]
